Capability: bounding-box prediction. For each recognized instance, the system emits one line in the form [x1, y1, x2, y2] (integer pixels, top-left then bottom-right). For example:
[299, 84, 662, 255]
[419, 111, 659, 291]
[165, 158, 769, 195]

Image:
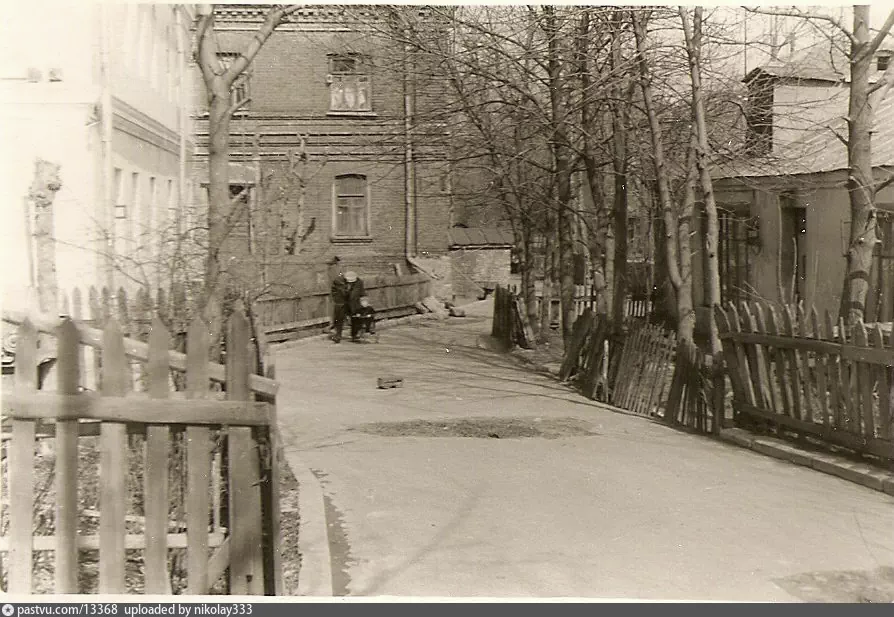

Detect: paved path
[274, 301, 894, 600]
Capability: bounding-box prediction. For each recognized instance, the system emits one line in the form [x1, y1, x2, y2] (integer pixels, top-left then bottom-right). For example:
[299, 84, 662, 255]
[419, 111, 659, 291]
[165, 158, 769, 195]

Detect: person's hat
[344, 271, 358, 283]
[327, 255, 341, 265]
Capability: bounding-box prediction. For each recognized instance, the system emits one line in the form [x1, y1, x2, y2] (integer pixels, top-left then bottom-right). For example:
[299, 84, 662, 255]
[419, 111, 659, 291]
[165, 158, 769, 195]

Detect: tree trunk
[841, 6, 883, 324]
[206, 94, 233, 295]
[633, 11, 695, 343]
[676, 135, 699, 344]
[681, 7, 721, 356]
[577, 9, 609, 316]
[609, 13, 630, 331]
[519, 224, 540, 338]
[30, 159, 62, 314]
[540, 206, 556, 340]
[544, 6, 577, 345]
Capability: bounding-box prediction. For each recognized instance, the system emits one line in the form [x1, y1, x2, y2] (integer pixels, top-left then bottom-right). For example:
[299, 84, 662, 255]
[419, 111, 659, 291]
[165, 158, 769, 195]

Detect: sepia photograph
[0, 1, 893, 603]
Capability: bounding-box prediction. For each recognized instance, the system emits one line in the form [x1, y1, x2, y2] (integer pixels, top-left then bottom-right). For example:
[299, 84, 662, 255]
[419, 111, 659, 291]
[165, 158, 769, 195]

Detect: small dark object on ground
[488, 433, 500, 439]
[377, 376, 403, 389]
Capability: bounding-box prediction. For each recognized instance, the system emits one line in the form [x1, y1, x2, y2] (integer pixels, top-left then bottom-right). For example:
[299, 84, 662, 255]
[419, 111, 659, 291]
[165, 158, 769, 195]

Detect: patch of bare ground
[510, 328, 566, 371]
[353, 416, 600, 439]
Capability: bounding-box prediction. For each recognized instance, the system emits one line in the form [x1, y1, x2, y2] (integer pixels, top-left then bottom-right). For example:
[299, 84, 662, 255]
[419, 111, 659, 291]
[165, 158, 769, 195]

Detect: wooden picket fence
[609, 323, 677, 418]
[0, 303, 283, 595]
[663, 340, 718, 433]
[557, 311, 718, 431]
[256, 272, 431, 342]
[536, 288, 652, 327]
[716, 302, 894, 462]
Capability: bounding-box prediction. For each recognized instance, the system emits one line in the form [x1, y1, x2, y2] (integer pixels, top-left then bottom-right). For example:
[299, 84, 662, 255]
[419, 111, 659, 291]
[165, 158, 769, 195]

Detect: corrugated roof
[448, 227, 514, 248]
[714, 90, 894, 180]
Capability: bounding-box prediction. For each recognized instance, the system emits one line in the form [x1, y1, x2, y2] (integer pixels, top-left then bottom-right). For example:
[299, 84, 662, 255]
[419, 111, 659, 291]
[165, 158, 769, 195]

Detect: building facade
[194, 5, 452, 297]
[1, 4, 198, 310]
[707, 49, 894, 323]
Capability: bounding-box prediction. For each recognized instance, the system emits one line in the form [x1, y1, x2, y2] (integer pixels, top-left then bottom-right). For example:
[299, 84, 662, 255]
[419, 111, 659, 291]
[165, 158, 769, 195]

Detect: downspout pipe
[403, 27, 417, 262]
[402, 23, 439, 283]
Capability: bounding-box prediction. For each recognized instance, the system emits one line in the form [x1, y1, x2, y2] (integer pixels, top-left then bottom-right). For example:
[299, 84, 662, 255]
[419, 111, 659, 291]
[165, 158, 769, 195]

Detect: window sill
[327, 111, 377, 118]
[331, 235, 373, 244]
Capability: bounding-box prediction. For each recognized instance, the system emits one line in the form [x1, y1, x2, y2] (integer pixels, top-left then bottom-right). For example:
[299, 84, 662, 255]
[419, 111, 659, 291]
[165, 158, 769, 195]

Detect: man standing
[330, 258, 366, 343]
[329, 256, 347, 343]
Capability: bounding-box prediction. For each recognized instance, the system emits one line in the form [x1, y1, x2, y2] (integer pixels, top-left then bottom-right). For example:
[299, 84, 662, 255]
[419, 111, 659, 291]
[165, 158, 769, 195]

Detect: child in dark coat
[350, 296, 376, 342]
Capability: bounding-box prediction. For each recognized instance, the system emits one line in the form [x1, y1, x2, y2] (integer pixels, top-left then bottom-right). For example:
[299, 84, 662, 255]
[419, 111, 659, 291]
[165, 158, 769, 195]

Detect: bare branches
[742, 6, 855, 47]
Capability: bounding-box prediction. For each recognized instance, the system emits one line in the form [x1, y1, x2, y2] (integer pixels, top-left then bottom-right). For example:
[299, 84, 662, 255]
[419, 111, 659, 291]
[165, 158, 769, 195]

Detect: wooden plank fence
[491, 286, 534, 350]
[610, 323, 677, 418]
[663, 340, 716, 433]
[716, 301, 894, 462]
[0, 303, 282, 595]
[536, 287, 652, 326]
[255, 272, 431, 342]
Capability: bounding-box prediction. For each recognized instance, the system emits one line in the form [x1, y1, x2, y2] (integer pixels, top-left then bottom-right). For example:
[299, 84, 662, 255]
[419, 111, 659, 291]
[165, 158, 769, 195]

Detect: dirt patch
[774, 566, 894, 603]
[279, 459, 301, 595]
[353, 416, 599, 439]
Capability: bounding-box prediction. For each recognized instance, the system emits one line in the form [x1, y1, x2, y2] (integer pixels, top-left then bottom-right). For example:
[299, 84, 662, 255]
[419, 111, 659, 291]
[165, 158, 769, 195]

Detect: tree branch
[873, 172, 894, 195]
[223, 5, 303, 87]
[196, 9, 219, 85]
[226, 96, 252, 118]
[864, 9, 894, 60]
[742, 6, 855, 47]
[825, 124, 849, 147]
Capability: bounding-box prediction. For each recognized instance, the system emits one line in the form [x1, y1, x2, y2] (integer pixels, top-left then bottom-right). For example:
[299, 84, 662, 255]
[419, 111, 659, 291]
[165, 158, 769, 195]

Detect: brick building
[193, 5, 452, 296]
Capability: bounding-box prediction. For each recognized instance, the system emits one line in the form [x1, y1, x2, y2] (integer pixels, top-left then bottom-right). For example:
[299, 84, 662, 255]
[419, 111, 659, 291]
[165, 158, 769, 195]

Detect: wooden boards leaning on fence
[715, 301, 894, 462]
[0, 304, 283, 595]
[491, 285, 534, 350]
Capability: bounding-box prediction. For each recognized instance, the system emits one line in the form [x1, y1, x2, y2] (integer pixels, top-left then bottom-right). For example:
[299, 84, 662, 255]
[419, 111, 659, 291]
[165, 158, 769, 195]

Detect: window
[217, 53, 251, 110]
[878, 54, 890, 72]
[333, 174, 369, 237]
[147, 177, 157, 238]
[328, 54, 371, 113]
[113, 168, 125, 219]
[745, 74, 774, 156]
[717, 208, 754, 307]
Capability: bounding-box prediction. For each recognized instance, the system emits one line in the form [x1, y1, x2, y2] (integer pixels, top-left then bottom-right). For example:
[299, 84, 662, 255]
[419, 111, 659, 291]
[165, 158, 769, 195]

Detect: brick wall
[196, 10, 452, 296]
[450, 248, 511, 298]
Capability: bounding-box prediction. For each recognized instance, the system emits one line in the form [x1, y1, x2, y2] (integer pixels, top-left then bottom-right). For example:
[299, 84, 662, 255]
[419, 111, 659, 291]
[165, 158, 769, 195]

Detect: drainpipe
[403, 27, 417, 262]
[402, 23, 439, 284]
[100, 3, 114, 290]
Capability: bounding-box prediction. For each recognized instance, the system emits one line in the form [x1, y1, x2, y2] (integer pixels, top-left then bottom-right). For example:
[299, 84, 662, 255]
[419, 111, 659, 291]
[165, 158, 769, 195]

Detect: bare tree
[681, 6, 723, 356]
[632, 11, 697, 343]
[194, 4, 302, 308]
[841, 6, 894, 323]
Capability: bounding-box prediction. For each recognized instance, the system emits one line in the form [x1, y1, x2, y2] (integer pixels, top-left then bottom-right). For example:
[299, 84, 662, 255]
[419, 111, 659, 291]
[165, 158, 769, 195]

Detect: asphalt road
[274, 301, 894, 600]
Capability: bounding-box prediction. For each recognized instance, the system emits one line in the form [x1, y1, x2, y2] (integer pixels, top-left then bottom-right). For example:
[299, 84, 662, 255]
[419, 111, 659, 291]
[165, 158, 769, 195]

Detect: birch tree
[680, 6, 723, 356]
[632, 11, 697, 343]
[841, 6, 894, 324]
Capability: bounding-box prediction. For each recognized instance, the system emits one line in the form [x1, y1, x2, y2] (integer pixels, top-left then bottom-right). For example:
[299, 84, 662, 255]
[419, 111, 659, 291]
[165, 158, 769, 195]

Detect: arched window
[333, 174, 369, 237]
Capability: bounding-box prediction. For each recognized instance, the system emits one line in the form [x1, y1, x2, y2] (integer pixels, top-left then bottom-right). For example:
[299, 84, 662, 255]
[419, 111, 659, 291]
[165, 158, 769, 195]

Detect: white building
[0, 3, 198, 313]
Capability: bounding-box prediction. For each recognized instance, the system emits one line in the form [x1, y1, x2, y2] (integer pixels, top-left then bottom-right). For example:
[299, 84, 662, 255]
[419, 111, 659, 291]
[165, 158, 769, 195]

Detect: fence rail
[1, 304, 282, 595]
[716, 302, 894, 461]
